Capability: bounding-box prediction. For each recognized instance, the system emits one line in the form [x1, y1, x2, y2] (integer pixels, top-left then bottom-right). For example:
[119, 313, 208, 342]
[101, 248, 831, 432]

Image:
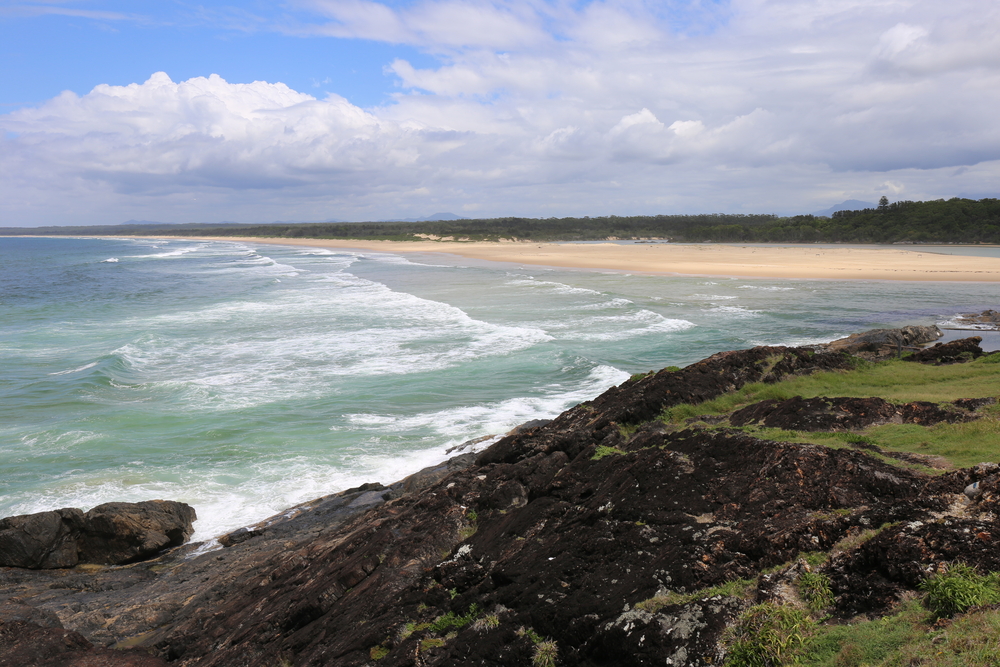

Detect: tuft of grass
[471, 614, 500, 632]
[920, 563, 1000, 618]
[430, 604, 480, 633]
[724, 602, 813, 667]
[396, 621, 431, 642]
[798, 571, 835, 613]
[516, 626, 545, 644]
[592, 445, 625, 460]
[369, 645, 389, 660]
[636, 578, 755, 613]
[420, 637, 445, 650]
[532, 639, 558, 667]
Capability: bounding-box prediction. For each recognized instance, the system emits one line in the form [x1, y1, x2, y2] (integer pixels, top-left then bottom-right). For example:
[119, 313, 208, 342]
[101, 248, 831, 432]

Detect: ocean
[2, 236, 998, 542]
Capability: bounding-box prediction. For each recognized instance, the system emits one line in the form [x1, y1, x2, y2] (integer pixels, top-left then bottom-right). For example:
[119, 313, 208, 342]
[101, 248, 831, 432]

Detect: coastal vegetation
[4, 197, 999, 244]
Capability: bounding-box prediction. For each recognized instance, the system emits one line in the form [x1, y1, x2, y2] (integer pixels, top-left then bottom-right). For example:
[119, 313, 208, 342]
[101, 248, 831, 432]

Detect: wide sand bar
[174, 237, 1000, 282]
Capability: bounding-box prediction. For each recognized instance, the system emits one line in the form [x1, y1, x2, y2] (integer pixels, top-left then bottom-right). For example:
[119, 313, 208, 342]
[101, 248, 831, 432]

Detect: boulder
[0, 501, 196, 569]
[0, 508, 85, 569]
[79, 501, 197, 565]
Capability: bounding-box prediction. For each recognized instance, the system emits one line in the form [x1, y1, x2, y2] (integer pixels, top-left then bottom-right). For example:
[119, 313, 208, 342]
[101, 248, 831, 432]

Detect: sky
[1, 0, 998, 226]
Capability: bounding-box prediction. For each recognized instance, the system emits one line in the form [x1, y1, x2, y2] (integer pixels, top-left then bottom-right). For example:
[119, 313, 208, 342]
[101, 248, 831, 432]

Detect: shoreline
[129, 236, 1000, 281]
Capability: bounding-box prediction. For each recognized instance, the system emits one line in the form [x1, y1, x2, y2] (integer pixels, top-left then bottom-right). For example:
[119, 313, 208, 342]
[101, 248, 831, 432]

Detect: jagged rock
[823, 325, 942, 358]
[0, 501, 196, 569]
[904, 336, 983, 364]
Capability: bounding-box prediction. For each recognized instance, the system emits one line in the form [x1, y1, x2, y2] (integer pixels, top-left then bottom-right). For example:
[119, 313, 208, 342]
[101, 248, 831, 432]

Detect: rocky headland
[2, 331, 1000, 666]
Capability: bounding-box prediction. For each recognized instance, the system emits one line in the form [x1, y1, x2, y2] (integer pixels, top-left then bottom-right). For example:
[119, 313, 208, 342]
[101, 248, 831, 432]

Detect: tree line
[4, 198, 999, 244]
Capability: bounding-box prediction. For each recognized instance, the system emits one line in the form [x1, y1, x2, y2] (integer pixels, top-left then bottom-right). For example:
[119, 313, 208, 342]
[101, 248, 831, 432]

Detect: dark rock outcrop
[730, 395, 981, 431]
[903, 336, 984, 364]
[823, 325, 942, 358]
[0, 501, 196, 569]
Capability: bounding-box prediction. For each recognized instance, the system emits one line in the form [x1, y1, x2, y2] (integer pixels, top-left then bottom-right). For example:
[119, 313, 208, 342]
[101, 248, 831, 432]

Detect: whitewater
[2, 236, 998, 542]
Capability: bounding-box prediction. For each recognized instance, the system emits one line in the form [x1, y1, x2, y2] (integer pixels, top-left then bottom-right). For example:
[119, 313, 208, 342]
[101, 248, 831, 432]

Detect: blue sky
[0, 1, 442, 109]
[1, 0, 998, 225]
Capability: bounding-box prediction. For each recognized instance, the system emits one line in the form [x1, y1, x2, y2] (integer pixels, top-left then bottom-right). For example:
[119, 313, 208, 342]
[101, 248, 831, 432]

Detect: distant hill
[812, 200, 876, 217]
[382, 212, 466, 223]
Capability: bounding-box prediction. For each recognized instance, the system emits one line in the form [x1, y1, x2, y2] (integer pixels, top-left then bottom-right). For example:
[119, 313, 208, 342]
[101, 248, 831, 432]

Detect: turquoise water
[2, 236, 998, 541]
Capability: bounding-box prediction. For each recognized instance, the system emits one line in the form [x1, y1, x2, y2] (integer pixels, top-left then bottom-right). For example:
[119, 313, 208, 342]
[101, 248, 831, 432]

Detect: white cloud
[2, 0, 1000, 224]
[875, 23, 928, 59]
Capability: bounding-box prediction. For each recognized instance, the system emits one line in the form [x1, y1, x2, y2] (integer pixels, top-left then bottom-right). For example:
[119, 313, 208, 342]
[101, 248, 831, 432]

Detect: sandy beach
[177, 237, 1000, 282]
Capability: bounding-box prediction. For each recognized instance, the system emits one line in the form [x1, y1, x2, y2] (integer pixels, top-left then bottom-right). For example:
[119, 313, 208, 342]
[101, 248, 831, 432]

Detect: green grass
[801, 598, 930, 666]
[660, 357, 1000, 426]
[920, 563, 1000, 618]
[724, 603, 813, 667]
[592, 445, 625, 460]
[798, 571, 835, 613]
[652, 355, 1000, 470]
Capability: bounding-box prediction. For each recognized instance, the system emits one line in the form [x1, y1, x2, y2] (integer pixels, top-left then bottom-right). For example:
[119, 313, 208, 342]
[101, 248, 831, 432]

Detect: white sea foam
[109, 272, 553, 409]
[101, 258, 119, 263]
[49, 361, 98, 375]
[737, 285, 795, 291]
[537, 309, 694, 342]
[506, 275, 603, 296]
[128, 244, 208, 258]
[706, 304, 762, 318]
[580, 298, 633, 310]
[344, 364, 628, 445]
[692, 294, 738, 300]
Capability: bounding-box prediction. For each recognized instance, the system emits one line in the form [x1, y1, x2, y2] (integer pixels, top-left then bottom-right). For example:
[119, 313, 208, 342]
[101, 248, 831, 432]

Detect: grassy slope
[653, 351, 1000, 666]
[660, 352, 1000, 470]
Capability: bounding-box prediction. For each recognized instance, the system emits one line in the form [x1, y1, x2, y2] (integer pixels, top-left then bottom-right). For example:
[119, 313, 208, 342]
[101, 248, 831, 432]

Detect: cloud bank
[2, 0, 999, 224]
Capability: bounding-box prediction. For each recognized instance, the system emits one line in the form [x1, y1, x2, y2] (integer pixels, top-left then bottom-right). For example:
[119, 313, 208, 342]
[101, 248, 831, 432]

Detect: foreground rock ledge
[0, 500, 196, 569]
[0, 337, 997, 666]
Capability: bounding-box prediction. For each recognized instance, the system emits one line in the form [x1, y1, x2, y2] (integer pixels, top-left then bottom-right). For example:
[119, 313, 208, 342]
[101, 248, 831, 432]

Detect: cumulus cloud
[2, 0, 1000, 224]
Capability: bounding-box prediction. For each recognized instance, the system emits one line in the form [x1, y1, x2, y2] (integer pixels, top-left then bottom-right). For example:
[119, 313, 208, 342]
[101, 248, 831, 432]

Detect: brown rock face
[0, 500, 196, 569]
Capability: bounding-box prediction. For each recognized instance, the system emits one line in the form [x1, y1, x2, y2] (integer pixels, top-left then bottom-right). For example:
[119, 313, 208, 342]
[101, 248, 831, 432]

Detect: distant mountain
[380, 212, 466, 223]
[812, 200, 876, 217]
